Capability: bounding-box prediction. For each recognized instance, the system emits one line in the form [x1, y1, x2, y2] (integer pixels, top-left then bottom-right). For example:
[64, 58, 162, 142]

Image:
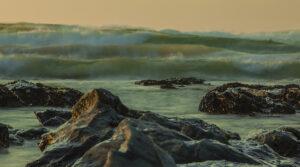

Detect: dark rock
[72, 120, 176, 167]
[252, 128, 300, 157]
[1, 80, 83, 107]
[199, 82, 299, 115]
[9, 134, 24, 145]
[138, 111, 240, 142]
[0, 123, 9, 148]
[160, 84, 177, 89]
[42, 116, 67, 126]
[27, 88, 242, 167]
[0, 85, 22, 107]
[280, 127, 300, 140]
[159, 139, 260, 164]
[116, 119, 254, 164]
[16, 127, 49, 140]
[135, 77, 205, 89]
[34, 109, 71, 126]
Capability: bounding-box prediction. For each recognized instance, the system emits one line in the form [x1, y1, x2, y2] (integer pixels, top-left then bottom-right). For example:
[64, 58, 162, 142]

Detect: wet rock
[34, 109, 71, 126]
[135, 77, 205, 89]
[27, 89, 245, 167]
[138, 111, 240, 142]
[42, 116, 67, 126]
[117, 119, 254, 164]
[199, 82, 299, 115]
[9, 134, 24, 145]
[16, 127, 49, 140]
[1, 80, 83, 107]
[252, 128, 300, 157]
[0, 85, 22, 107]
[0, 123, 9, 148]
[72, 121, 176, 167]
[160, 139, 260, 164]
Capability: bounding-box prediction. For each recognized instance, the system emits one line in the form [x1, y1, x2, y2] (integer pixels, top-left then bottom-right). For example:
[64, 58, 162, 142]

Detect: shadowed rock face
[0, 123, 9, 148]
[199, 82, 300, 115]
[252, 127, 300, 157]
[0, 80, 83, 107]
[27, 88, 252, 167]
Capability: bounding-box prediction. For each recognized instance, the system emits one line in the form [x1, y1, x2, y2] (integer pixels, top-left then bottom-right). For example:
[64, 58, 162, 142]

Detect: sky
[1, 0, 300, 33]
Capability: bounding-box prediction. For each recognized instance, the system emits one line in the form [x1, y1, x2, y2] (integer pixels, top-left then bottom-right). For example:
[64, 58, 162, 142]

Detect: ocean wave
[0, 54, 299, 80]
[0, 44, 218, 59]
[1, 23, 300, 54]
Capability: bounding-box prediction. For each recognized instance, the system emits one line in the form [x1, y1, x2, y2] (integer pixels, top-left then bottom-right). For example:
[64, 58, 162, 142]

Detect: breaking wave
[0, 23, 300, 80]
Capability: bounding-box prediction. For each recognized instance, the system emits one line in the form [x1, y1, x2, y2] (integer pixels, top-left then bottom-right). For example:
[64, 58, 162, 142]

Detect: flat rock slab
[199, 82, 300, 115]
[0, 80, 83, 107]
[135, 77, 205, 89]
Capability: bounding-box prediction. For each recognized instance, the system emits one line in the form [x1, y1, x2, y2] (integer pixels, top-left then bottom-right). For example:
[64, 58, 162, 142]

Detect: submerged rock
[252, 127, 300, 158]
[0, 80, 83, 107]
[27, 88, 246, 167]
[135, 77, 205, 89]
[34, 109, 71, 126]
[160, 84, 177, 89]
[16, 127, 49, 140]
[199, 82, 299, 115]
[0, 123, 9, 148]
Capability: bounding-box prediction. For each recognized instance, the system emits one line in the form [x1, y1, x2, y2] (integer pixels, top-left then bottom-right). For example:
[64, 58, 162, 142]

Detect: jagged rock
[0, 80, 83, 107]
[199, 82, 299, 115]
[252, 127, 300, 157]
[135, 77, 205, 89]
[16, 127, 49, 140]
[27, 89, 242, 167]
[0, 123, 9, 148]
[72, 121, 176, 167]
[34, 109, 71, 126]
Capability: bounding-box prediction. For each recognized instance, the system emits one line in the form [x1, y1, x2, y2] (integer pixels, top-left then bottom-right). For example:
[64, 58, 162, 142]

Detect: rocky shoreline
[0, 80, 299, 167]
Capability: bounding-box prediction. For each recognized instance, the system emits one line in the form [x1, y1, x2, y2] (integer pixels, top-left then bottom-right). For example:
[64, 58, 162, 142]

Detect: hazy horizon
[1, 0, 300, 33]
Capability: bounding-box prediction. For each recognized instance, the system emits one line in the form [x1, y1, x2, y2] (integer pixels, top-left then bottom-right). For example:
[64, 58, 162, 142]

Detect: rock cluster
[199, 82, 300, 115]
[135, 77, 205, 89]
[26, 89, 264, 167]
[0, 80, 83, 107]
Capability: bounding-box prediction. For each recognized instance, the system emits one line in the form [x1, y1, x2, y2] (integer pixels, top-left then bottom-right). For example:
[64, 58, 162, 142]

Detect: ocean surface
[0, 23, 300, 166]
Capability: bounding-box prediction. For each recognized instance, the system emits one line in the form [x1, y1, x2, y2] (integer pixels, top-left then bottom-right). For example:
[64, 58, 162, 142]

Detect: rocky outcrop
[34, 109, 71, 126]
[135, 77, 205, 89]
[251, 127, 300, 157]
[0, 80, 83, 107]
[27, 88, 251, 167]
[0, 123, 9, 148]
[199, 82, 300, 115]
